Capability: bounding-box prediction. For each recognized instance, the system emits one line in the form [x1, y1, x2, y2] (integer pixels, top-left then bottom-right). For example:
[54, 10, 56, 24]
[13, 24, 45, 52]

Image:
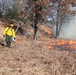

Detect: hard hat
[10, 24, 14, 27]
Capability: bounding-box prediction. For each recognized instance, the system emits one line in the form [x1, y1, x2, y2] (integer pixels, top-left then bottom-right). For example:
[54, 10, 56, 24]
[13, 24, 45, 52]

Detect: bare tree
[41, 0, 76, 38]
[21, 0, 43, 40]
[2, 0, 6, 16]
[0, 0, 76, 39]
[20, 0, 76, 39]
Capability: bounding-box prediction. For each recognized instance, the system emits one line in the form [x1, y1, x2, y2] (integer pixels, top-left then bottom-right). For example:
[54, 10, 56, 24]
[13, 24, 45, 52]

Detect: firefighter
[3, 23, 15, 48]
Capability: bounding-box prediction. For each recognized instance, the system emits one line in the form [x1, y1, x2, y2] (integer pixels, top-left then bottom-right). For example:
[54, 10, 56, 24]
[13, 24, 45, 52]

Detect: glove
[3, 35, 5, 37]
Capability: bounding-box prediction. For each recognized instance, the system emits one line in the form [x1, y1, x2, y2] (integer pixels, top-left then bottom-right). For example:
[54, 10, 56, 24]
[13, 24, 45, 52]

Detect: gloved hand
[3, 35, 5, 37]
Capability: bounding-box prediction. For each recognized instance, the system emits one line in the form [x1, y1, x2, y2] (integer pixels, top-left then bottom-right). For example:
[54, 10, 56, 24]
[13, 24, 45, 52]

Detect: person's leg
[5, 35, 9, 46]
[8, 36, 12, 48]
[5, 35, 12, 47]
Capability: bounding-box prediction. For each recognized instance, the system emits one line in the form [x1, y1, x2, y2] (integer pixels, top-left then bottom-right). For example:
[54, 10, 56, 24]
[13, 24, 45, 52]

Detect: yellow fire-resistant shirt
[3, 27, 15, 38]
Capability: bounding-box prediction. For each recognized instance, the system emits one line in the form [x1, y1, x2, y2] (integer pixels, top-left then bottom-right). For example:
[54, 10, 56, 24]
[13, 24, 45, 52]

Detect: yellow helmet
[10, 24, 14, 27]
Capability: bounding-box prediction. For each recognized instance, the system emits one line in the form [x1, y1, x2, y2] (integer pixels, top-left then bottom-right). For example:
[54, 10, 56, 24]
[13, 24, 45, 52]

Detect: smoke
[59, 6, 76, 40]
[59, 15, 76, 40]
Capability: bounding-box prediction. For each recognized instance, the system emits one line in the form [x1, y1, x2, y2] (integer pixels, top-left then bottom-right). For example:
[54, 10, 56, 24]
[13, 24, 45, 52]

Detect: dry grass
[0, 21, 76, 75]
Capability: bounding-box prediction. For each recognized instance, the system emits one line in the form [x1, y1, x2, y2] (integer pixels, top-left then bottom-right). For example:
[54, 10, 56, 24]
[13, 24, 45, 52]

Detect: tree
[1, 0, 6, 16]
[5, 0, 24, 20]
[41, 0, 76, 38]
[21, 0, 43, 40]
[0, 0, 76, 39]
[16, 0, 76, 39]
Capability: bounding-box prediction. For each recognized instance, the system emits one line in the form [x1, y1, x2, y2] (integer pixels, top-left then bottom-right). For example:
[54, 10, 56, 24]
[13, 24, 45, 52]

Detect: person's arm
[3, 27, 9, 35]
[12, 29, 15, 38]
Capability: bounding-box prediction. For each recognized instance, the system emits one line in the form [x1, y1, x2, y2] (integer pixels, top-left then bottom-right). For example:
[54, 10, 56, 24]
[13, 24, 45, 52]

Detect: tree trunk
[55, 0, 60, 38]
[33, 13, 39, 40]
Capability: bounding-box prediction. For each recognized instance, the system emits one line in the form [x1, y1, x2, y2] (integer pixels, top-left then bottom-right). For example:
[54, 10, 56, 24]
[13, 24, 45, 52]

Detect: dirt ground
[0, 22, 76, 75]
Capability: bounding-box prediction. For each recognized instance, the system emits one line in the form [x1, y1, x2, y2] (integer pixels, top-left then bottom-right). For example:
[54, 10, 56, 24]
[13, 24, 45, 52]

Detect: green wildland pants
[5, 35, 12, 47]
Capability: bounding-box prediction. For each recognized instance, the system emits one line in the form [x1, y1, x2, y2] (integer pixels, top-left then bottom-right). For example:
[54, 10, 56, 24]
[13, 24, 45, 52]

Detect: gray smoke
[59, 16, 76, 40]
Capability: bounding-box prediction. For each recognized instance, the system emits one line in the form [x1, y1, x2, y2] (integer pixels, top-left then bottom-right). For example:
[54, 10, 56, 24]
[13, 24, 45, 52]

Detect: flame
[49, 39, 76, 52]
[56, 40, 66, 45]
[69, 40, 76, 44]
[45, 27, 51, 35]
[45, 27, 52, 37]
[16, 38, 24, 42]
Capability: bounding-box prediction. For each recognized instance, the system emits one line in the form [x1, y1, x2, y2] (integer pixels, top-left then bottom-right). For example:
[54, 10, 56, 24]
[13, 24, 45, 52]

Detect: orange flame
[49, 39, 76, 51]
[45, 27, 52, 37]
[45, 27, 51, 35]
[16, 39, 24, 42]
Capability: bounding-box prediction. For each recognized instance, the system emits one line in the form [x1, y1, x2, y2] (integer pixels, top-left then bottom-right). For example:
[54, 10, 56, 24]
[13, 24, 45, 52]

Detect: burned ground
[0, 21, 76, 75]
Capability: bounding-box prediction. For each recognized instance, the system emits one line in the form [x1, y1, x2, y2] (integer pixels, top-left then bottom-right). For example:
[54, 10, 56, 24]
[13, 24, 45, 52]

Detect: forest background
[0, 0, 76, 39]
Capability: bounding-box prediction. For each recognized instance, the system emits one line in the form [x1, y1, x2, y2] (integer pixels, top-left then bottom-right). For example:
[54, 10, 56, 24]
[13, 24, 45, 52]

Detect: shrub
[5, 7, 20, 20]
